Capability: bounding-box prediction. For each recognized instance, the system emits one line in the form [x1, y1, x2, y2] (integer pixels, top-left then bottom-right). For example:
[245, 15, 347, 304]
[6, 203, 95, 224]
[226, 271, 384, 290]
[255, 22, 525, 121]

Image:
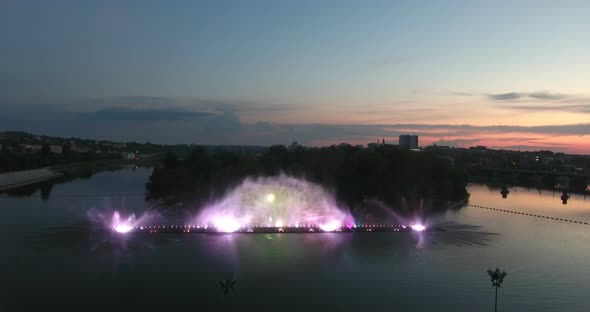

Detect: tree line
[0, 145, 121, 173]
[146, 144, 469, 213]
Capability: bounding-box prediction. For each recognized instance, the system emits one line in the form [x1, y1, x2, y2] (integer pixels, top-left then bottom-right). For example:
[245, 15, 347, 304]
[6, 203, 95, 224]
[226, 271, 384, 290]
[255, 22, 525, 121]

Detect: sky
[1, 0, 589, 154]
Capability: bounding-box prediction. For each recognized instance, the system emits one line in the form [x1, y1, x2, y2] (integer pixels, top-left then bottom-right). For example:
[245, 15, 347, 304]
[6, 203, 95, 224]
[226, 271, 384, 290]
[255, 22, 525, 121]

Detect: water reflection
[427, 222, 498, 247]
[4, 169, 590, 312]
[500, 186, 509, 199]
[27, 220, 179, 264]
[28, 219, 496, 276]
[195, 222, 496, 266]
[561, 191, 570, 205]
[482, 183, 590, 208]
[354, 197, 466, 226]
[0, 163, 150, 201]
[0, 180, 55, 201]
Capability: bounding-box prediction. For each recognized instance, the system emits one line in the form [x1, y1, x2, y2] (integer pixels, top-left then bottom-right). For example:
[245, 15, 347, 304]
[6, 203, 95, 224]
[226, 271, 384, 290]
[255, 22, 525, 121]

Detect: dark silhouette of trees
[41, 144, 51, 156]
[162, 151, 179, 169]
[0, 150, 122, 173]
[146, 145, 469, 212]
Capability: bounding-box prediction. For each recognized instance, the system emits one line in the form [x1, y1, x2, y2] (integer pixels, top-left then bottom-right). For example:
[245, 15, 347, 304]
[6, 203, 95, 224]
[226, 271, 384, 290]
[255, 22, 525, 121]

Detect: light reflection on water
[472, 184, 590, 219]
[1, 169, 589, 311]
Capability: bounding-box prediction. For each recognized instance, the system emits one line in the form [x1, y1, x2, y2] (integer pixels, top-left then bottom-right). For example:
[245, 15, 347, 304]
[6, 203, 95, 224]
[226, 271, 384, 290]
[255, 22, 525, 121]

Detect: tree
[162, 151, 178, 169]
[146, 144, 470, 211]
[41, 144, 51, 156]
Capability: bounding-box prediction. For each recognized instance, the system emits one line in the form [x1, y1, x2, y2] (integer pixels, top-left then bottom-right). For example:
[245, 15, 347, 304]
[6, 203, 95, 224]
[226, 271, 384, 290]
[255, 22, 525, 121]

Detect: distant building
[399, 135, 418, 149]
[121, 152, 135, 160]
[70, 142, 89, 153]
[105, 142, 127, 149]
[425, 143, 451, 151]
[71, 145, 89, 153]
[21, 144, 42, 152]
[50, 145, 62, 154]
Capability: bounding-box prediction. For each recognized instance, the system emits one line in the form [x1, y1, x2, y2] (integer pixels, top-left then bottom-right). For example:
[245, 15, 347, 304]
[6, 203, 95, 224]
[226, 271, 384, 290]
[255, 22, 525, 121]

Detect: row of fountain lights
[111, 223, 427, 234]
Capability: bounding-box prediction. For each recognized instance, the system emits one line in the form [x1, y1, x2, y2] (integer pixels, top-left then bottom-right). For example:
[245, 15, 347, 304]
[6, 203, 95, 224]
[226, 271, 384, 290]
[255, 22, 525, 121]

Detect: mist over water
[105, 174, 435, 232]
[194, 175, 355, 231]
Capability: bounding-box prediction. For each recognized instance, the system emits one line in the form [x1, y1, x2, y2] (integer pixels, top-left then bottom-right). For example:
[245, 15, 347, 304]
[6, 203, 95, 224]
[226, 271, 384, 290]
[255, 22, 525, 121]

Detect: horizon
[1, 1, 589, 154]
[4, 128, 589, 156]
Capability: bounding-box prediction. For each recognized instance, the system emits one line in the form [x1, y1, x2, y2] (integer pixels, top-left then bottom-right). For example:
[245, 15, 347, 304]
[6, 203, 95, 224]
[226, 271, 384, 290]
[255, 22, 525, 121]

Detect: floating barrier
[468, 204, 589, 226]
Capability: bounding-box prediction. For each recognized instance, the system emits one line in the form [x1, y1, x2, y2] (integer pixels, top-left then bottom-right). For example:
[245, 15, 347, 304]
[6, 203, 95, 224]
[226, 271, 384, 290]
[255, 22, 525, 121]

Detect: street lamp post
[487, 267, 507, 312]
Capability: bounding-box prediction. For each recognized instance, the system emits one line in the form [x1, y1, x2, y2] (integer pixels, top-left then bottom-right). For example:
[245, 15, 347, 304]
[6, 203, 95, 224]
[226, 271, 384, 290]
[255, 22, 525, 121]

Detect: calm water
[1, 167, 589, 311]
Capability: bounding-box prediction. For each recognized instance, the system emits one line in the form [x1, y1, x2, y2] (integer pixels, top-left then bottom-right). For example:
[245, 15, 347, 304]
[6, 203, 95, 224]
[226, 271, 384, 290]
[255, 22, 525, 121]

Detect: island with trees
[146, 144, 469, 216]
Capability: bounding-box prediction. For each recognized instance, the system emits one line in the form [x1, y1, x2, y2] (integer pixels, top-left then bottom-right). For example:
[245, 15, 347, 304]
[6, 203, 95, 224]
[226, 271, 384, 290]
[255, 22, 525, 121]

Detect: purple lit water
[194, 175, 354, 232]
[1, 167, 589, 311]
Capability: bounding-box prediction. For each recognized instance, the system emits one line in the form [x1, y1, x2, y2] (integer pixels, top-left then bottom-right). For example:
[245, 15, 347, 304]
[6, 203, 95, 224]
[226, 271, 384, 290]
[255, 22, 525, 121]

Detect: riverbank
[0, 158, 157, 192]
[0, 168, 63, 191]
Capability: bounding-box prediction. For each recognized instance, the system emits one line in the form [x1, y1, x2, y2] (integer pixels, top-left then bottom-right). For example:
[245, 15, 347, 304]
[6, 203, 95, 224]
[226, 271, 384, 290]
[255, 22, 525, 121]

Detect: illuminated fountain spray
[111, 211, 137, 233]
[88, 209, 156, 234]
[194, 175, 355, 232]
[410, 224, 426, 232]
[361, 198, 428, 232]
[100, 176, 431, 235]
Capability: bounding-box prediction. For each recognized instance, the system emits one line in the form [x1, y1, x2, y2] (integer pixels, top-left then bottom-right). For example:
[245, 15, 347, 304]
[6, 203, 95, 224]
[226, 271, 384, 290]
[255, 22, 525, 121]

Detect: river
[1, 166, 589, 311]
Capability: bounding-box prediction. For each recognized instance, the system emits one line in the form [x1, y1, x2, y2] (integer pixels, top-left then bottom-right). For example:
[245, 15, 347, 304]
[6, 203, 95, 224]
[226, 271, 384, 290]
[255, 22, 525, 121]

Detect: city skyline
[1, 1, 589, 153]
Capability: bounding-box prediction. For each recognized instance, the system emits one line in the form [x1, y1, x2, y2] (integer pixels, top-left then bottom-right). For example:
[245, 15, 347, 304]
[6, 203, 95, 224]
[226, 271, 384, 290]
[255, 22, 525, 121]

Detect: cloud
[230, 122, 590, 146]
[427, 123, 590, 136]
[1, 95, 589, 153]
[487, 91, 568, 101]
[453, 92, 475, 96]
[83, 108, 217, 121]
[486, 145, 570, 152]
[487, 92, 522, 101]
[453, 90, 572, 102]
[81, 96, 228, 113]
[528, 92, 567, 101]
[498, 104, 590, 114]
[431, 138, 480, 147]
[0, 96, 247, 142]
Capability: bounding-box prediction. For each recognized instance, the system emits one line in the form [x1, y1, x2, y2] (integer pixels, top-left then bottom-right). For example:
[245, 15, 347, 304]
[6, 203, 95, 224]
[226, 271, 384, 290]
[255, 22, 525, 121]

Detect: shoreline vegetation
[146, 145, 470, 216]
[0, 149, 123, 173]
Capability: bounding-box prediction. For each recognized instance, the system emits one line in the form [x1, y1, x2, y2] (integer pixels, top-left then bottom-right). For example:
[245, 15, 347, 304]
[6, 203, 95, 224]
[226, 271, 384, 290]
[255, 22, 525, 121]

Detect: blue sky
[1, 1, 589, 152]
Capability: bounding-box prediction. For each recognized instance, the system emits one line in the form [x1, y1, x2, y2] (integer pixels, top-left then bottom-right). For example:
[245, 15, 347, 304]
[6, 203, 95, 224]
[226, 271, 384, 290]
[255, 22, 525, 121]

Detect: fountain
[193, 175, 355, 232]
[111, 211, 137, 233]
[103, 175, 437, 234]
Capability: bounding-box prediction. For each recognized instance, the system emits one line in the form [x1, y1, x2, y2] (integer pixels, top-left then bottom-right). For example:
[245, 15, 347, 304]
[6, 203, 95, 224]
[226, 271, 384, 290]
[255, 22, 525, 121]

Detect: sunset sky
[1, 1, 589, 153]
